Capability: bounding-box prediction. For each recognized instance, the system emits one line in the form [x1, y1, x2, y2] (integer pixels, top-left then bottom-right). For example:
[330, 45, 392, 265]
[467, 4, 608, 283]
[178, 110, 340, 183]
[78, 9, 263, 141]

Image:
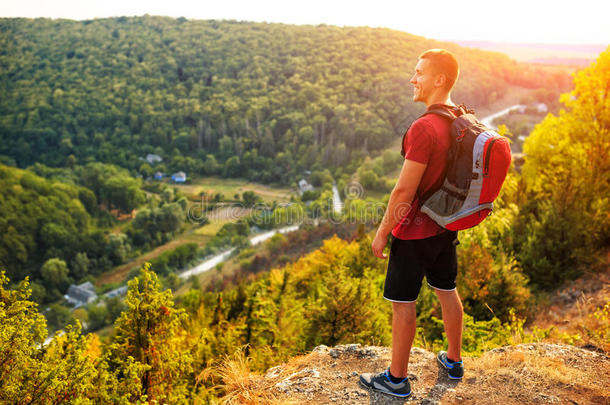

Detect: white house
[298, 179, 314, 194]
[146, 154, 163, 164]
[64, 281, 98, 308]
[536, 103, 548, 113]
[104, 285, 128, 299]
[171, 171, 187, 183]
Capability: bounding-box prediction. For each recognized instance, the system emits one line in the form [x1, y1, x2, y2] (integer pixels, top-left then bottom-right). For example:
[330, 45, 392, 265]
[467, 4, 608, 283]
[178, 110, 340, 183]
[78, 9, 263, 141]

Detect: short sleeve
[403, 119, 435, 164]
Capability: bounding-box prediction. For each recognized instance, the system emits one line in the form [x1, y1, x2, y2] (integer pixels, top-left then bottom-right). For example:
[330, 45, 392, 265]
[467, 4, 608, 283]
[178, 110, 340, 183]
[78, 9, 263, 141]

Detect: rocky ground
[253, 343, 609, 404]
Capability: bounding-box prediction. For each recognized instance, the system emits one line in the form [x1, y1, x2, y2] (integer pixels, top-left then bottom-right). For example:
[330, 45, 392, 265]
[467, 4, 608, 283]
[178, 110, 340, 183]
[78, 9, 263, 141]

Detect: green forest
[1, 16, 569, 184]
[0, 15, 608, 404]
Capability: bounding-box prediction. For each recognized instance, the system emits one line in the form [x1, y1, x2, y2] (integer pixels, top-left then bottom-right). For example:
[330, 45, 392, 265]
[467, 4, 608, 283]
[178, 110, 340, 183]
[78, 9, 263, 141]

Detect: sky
[1, 0, 609, 45]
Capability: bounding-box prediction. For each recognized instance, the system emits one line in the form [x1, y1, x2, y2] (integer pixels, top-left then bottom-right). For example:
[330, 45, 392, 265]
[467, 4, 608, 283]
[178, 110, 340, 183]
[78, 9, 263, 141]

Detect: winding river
[480, 104, 525, 129]
[178, 224, 300, 279]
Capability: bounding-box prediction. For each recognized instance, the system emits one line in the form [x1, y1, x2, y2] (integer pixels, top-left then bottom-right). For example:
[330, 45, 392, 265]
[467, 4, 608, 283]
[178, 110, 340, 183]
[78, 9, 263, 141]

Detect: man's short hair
[419, 49, 459, 91]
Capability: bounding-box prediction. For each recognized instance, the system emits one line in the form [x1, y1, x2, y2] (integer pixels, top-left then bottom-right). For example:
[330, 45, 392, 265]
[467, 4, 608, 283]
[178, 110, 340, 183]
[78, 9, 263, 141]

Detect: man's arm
[371, 158, 427, 258]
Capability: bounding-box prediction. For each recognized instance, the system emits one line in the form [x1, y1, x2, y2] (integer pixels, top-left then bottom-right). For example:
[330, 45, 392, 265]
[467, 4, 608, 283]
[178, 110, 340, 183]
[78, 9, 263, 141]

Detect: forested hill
[0, 16, 569, 184]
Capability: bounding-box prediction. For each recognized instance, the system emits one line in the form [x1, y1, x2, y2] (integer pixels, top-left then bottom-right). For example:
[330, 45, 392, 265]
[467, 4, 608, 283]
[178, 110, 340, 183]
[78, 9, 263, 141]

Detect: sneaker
[359, 368, 411, 398]
[437, 351, 464, 380]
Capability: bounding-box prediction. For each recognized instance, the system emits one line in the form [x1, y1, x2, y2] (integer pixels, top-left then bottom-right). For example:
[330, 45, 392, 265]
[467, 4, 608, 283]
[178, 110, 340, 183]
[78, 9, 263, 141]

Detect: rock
[313, 344, 329, 353]
[265, 365, 283, 379]
[274, 367, 321, 394]
[535, 393, 560, 403]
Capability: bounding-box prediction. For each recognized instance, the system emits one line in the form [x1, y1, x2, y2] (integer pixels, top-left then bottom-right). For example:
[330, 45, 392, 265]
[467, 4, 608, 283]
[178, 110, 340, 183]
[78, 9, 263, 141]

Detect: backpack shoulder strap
[422, 107, 456, 121]
[400, 104, 470, 157]
[423, 103, 472, 121]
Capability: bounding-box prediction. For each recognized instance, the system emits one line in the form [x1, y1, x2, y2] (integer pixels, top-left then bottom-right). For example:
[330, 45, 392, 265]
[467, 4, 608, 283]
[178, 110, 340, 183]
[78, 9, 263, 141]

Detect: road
[178, 224, 300, 279]
[480, 104, 525, 129]
[332, 183, 344, 214]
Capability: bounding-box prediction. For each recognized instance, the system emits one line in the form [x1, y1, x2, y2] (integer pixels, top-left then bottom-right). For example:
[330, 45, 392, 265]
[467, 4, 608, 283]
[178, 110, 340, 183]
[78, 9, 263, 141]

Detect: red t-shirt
[391, 104, 453, 240]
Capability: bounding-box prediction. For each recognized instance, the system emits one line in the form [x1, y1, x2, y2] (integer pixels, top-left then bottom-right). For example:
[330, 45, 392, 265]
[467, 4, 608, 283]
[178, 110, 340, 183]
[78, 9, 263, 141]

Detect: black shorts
[383, 230, 459, 303]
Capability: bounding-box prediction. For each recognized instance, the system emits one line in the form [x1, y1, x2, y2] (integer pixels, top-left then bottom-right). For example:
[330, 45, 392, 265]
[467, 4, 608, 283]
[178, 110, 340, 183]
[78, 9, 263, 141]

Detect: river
[178, 224, 300, 279]
[480, 104, 525, 129]
[331, 183, 343, 214]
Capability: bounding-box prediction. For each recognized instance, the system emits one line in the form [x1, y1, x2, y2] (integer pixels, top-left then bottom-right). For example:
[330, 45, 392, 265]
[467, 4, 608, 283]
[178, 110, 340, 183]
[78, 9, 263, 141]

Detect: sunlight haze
[2, 0, 608, 45]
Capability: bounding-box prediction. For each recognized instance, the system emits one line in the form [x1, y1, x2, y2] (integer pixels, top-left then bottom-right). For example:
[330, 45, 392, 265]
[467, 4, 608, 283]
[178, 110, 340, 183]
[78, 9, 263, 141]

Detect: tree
[106, 233, 131, 265]
[71, 252, 90, 279]
[139, 162, 154, 178]
[515, 48, 610, 288]
[203, 154, 220, 175]
[242, 190, 262, 207]
[46, 303, 75, 332]
[87, 303, 110, 331]
[106, 264, 193, 403]
[158, 203, 184, 233]
[307, 267, 378, 346]
[78, 187, 98, 214]
[161, 187, 174, 203]
[0, 271, 107, 404]
[223, 156, 241, 177]
[106, 295, 127, 322]
[40, 258, 70, 300]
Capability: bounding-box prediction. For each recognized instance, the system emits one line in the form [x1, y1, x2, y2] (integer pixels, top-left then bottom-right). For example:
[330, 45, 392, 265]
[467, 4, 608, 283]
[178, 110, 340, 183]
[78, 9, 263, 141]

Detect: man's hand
[372, 232, 389, 259]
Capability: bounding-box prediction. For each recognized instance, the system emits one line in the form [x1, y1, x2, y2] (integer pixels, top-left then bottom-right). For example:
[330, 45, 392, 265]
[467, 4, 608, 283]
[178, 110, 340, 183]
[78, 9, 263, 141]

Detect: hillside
[220, 343, 609, 404]
[0, 16, 570, 184]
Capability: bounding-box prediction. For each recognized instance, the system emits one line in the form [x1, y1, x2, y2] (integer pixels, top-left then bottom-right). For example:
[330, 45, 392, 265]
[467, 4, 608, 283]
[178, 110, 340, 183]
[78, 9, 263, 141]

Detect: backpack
[415, 104, 512, 231]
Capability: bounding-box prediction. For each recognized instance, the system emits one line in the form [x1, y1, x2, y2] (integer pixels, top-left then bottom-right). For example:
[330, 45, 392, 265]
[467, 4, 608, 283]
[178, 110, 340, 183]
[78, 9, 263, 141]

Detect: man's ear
[434, 73, 447, 88]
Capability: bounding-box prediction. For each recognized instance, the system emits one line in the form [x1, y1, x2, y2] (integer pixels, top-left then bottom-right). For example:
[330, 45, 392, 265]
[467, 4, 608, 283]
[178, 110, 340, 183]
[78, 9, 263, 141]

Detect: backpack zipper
[483, 137, 499, 176]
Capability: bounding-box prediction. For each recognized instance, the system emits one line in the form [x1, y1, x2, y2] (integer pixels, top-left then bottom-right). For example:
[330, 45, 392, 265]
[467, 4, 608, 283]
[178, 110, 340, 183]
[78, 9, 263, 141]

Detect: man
[359, 49, 464, 398]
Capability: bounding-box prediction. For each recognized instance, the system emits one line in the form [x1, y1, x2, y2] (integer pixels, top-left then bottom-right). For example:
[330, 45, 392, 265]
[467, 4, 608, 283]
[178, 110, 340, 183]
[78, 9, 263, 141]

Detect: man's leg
[390, 301, 417, 378]
[434, 288, 463, 361]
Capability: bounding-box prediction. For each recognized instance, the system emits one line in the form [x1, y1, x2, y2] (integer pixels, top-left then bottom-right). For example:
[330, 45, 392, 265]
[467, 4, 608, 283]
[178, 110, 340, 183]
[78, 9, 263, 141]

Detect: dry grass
[530, 259, 610, 352]
[95, 229, 215, 286]
[95, 239, 186, 285]
[196, 346, 295, 405]
[467, 344, 610, 404]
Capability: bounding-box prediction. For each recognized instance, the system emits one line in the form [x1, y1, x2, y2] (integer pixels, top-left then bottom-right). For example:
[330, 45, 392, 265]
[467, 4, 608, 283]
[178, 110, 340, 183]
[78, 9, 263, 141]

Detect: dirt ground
[249, 343, 609, 405]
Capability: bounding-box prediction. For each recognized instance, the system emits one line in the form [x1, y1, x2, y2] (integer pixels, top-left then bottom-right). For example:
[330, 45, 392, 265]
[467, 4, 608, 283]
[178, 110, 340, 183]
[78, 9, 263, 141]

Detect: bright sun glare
[1, 0, 609, 44]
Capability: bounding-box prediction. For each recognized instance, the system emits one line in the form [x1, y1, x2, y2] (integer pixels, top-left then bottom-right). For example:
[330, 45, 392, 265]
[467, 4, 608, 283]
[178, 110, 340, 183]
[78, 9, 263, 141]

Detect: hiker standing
[360, 49, 464, 398]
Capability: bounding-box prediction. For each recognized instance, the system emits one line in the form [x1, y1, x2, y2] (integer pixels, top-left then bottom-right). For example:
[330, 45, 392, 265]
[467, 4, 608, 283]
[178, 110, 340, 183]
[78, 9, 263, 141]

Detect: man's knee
[392, 301, 416, 318]
[435, 287, 461, 301]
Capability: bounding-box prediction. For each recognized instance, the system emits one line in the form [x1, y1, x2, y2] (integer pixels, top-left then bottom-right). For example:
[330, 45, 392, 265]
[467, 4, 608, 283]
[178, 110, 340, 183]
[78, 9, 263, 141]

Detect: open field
[95, 179, 293, 287]
[174, 176, 295, 203]
[94, 235, 209, 287]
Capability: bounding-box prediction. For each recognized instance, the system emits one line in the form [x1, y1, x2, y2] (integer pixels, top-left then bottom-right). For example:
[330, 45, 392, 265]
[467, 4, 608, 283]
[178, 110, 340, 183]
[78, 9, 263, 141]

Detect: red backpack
[418, 105, 512, 231]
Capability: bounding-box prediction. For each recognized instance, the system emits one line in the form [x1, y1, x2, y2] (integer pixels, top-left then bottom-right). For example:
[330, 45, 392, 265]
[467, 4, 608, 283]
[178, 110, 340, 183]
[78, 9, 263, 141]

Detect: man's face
[410, 58, 436, 103]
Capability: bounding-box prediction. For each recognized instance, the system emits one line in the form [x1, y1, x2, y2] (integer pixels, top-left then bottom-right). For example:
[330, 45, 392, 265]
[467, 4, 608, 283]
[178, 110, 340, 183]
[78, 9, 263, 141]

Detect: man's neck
[425, 94, 454, 109]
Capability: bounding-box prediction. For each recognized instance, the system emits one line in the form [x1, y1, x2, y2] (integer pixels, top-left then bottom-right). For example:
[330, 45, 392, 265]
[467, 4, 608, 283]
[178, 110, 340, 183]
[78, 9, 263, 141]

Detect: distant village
[64, 281, 127, 309]
[140, 153, 187, 183]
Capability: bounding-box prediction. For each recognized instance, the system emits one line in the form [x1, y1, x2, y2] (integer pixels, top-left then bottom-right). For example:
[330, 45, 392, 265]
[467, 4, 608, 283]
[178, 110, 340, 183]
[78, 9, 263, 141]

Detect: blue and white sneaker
[359, 368, 411, 398]
[437, 351, 464, 379]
